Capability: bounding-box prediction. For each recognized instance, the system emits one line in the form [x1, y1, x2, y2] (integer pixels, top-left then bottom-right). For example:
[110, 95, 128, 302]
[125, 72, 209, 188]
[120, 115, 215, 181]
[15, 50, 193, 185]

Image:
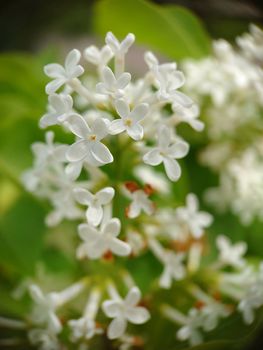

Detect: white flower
[31, 131, 68, 167]
[66, 114, 113, 166]
[28, 328, 59, 350]
[172, 103, 204, 132]
[126, 231, 145, 256]
[69, 317, 102, 341]
[96, 66, 131, 99]
[29, 285, 62, 333]
[102, 286, 150, 339]
[163, 305, 203, 346]
[175, 193, 213, 238]
[190, 287, 231, 331]
[45, 184, 84, 227]
[74, 187, 114, 226]
[84, 45, 113, 67]
[176, 309, 203, 346]
[134, 165, 170, 194]
[124, 182, 155, 219]
[146, 56, 192, 106]
[44, 49, 84, 94]
[201, 300, 230, 331]
[39, 94, 73, 128]
[159, 251, 186, 289]
[68, 288, 102, 342]
[238, 263, 263, 324]
[216, 235, 247, 269]
[109, 99, 148, 141]
[143, 125, 189, 181]
[105, 32, 135, 57]
[77, 218, 131, 259]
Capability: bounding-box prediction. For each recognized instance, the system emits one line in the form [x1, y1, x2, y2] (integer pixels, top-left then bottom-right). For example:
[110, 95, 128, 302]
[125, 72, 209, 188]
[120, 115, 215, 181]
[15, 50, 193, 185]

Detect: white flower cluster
[1, 30, 257, 350]
[182, 24, 263, 224]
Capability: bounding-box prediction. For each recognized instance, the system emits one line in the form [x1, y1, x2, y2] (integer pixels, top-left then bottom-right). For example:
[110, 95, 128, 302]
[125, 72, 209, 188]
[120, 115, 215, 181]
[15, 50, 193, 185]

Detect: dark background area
[0, 0, 262, 52]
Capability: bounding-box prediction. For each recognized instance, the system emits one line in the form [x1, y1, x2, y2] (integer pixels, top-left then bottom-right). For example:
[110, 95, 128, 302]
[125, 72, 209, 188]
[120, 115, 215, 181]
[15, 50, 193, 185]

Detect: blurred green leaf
[0, 195, 46, 274]
[94, 0, 211, 60]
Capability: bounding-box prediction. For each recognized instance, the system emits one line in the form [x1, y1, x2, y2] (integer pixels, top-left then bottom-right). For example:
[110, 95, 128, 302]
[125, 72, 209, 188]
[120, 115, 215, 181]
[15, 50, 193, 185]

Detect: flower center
[89, 134, 97, 141]
[124, 118, 132, 127]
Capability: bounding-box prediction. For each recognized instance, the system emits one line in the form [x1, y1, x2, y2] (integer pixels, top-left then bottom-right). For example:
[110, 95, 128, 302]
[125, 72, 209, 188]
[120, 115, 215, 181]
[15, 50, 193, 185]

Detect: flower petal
[65, 49, 81, 70]
[125, 287, 141, 307]
[143, 149, 162, 166]
[67, 140, 89, 162]
[44, 64, 65, 78]
[120, 33, 135, 54]
[108, 119, 126, 135]
[107, 317, 127, 339]
[65, 161, 82, 180]
[158, 125, 171, 149]
[167, 141, 189, 159]
[127, 201, 141, 218]
[103, 218, 121, 237]
[86, 205, 103, 227]
[74, 188, 94, 205]
[91, 118, 109, 140]
[130, 103, 149, 122]
[102, 66, 116, 87]
[126, 306, 150, 324]
[45, 78, 65, 94]
[109, 238, 131, 256]
[67, 114, 90, 139]
[172, 91, 193, 107]
[78, 223, 98, 242]
[127, 124, 144, 141]
[87, 237, 107, 259]
[102, 300, 121, 318]
[163, 158, 181, 181]
[117, 72, 131, 89]
[96, 187, 115, 205]
[115, 99, 130, 118]
[90, 141, 113, 164]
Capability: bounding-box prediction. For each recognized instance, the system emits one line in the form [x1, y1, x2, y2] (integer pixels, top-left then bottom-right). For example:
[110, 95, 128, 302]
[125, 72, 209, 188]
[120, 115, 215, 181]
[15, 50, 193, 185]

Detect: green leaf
[0, 195, 46, 274]
[94, 0, 211, 60]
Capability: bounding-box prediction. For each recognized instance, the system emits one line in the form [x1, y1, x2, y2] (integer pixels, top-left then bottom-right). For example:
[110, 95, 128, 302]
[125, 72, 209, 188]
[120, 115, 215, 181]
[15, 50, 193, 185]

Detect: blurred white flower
[102, 286, 150, 339]
[40, 94, 73, 128]
[124, 182, 155, 219]
[77, 218, 131, 259]
[105, 32, 135, 57]
[216, 235, 247, 269]
[143, 125, 189, 181]
[44, 49, 84, 94]
[96, 66, 131, 99]
[74, 186, 114, 226]
[29, 285, 62, 333]
[28, 328, 59, 350]
[175, 193, 213, 238]
[172, 103, 204, 132]
[84, 45, 113, 68]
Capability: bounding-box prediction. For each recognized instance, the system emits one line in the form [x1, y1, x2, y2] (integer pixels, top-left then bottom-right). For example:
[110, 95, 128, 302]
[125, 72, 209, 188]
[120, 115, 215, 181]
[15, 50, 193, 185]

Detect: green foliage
[94, 0, 211, 60]
[0, 53, 48, 277]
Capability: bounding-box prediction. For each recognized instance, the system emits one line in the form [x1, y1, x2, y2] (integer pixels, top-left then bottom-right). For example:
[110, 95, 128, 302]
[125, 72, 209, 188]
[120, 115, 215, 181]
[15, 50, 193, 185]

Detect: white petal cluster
[143, 125, 189, 181]
[174, 193, 213, 239]
[182, 25, 263, 224]
[77, 218, 131, 259]
[216, 235, 247, 269]
[44, 49, 84, 94]
[102, 286, 150, 339]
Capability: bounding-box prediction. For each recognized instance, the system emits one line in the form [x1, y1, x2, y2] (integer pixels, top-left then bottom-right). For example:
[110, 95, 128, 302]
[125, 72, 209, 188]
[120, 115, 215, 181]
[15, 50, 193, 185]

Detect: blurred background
[0, 0, 263, 52]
